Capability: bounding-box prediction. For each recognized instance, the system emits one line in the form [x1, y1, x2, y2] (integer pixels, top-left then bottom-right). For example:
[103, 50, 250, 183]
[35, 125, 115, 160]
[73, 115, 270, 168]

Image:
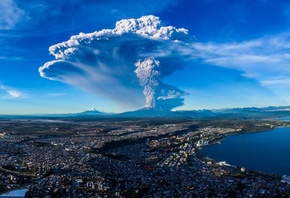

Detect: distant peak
[88, 108, 98, 111]
[80, 108, 102, 114]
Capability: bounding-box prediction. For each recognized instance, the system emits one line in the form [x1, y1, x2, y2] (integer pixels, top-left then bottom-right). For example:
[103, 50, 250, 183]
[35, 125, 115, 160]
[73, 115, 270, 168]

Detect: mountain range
[76, 105, 290, 119]
[2, 106, 290, 119]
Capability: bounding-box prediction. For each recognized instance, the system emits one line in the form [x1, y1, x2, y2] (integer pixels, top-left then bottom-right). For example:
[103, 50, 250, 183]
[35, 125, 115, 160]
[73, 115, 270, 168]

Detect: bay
[201, 127, 290, 175]
[0, 189, 26, 197]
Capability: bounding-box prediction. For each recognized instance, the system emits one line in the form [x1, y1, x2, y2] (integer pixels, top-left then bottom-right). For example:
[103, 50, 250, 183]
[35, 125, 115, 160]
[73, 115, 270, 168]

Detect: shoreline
[206, 124, 290, 147]
[197, 125, 290, 177]
[0, 188, 27, 197]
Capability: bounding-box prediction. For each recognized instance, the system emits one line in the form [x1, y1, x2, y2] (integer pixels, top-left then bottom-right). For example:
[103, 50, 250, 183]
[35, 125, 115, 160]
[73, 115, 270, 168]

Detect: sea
[201, 127, 290, 176]
[0, 189, 26, 197]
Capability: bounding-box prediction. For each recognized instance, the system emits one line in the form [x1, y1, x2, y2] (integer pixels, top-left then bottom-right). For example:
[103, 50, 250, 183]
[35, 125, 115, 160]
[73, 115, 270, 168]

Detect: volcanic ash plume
[135, 58, 161, 108]
[39, 15, 194, 111]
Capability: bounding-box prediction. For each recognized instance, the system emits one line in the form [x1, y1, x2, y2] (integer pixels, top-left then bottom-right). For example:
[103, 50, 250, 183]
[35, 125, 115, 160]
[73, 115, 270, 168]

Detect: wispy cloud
[6, 90, 22, 98]
[0, 0, 25, 30]
[0, 56, 27, 61]
[192, 32, 290, 85]
[0, 85, 25, 99]
[261, 76, 290, 86]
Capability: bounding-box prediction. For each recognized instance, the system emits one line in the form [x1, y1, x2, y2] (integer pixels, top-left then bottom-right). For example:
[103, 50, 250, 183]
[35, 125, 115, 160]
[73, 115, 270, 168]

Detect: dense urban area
[0, 117, 290, 197]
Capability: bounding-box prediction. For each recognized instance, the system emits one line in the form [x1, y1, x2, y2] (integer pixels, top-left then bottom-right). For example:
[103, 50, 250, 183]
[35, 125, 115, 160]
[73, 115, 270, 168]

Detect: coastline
[198, 125, 290, 177]
[207, 122, 290, 146]
[0, 188, 27, 197]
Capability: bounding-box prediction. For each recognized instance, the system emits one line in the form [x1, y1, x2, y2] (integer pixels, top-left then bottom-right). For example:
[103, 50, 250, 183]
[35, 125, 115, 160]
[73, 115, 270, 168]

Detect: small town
[0, 118, 289, 197]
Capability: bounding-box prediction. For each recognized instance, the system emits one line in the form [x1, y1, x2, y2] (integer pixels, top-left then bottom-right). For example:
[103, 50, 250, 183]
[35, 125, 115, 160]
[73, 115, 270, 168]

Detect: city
[0, 118, 289, 197]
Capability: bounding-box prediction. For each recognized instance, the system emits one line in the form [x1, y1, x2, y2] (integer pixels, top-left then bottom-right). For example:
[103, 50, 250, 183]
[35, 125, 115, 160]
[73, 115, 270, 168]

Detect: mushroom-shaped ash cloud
[39, 15, 194, 110]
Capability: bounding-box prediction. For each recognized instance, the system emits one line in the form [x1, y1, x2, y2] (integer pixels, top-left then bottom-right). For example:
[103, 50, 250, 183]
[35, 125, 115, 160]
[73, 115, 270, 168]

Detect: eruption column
[135, 58, 161, 108]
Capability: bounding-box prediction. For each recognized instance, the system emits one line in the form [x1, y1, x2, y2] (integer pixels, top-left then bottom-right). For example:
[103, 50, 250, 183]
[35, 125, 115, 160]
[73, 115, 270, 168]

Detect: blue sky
[1, 0, 290, 114]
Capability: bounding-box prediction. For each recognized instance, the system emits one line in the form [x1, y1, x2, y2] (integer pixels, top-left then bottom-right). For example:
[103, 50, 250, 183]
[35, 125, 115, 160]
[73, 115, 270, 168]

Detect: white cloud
[6, 90, 22, 98]
[0, 0, 25, 29]
[192, 32, 290, 83]
[0, 85, 25, 99]
[261, 76, 290, 86]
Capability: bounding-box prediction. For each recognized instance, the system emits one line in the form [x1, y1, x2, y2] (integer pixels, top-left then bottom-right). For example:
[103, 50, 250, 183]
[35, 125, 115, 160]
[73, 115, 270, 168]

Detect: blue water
[0, 189, 26, 197]
[202, 127, 290, 175]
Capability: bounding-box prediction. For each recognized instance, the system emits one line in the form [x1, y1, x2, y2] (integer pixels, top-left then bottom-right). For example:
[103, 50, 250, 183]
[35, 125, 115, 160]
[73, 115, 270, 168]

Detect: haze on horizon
[1, 0, 290, 114]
